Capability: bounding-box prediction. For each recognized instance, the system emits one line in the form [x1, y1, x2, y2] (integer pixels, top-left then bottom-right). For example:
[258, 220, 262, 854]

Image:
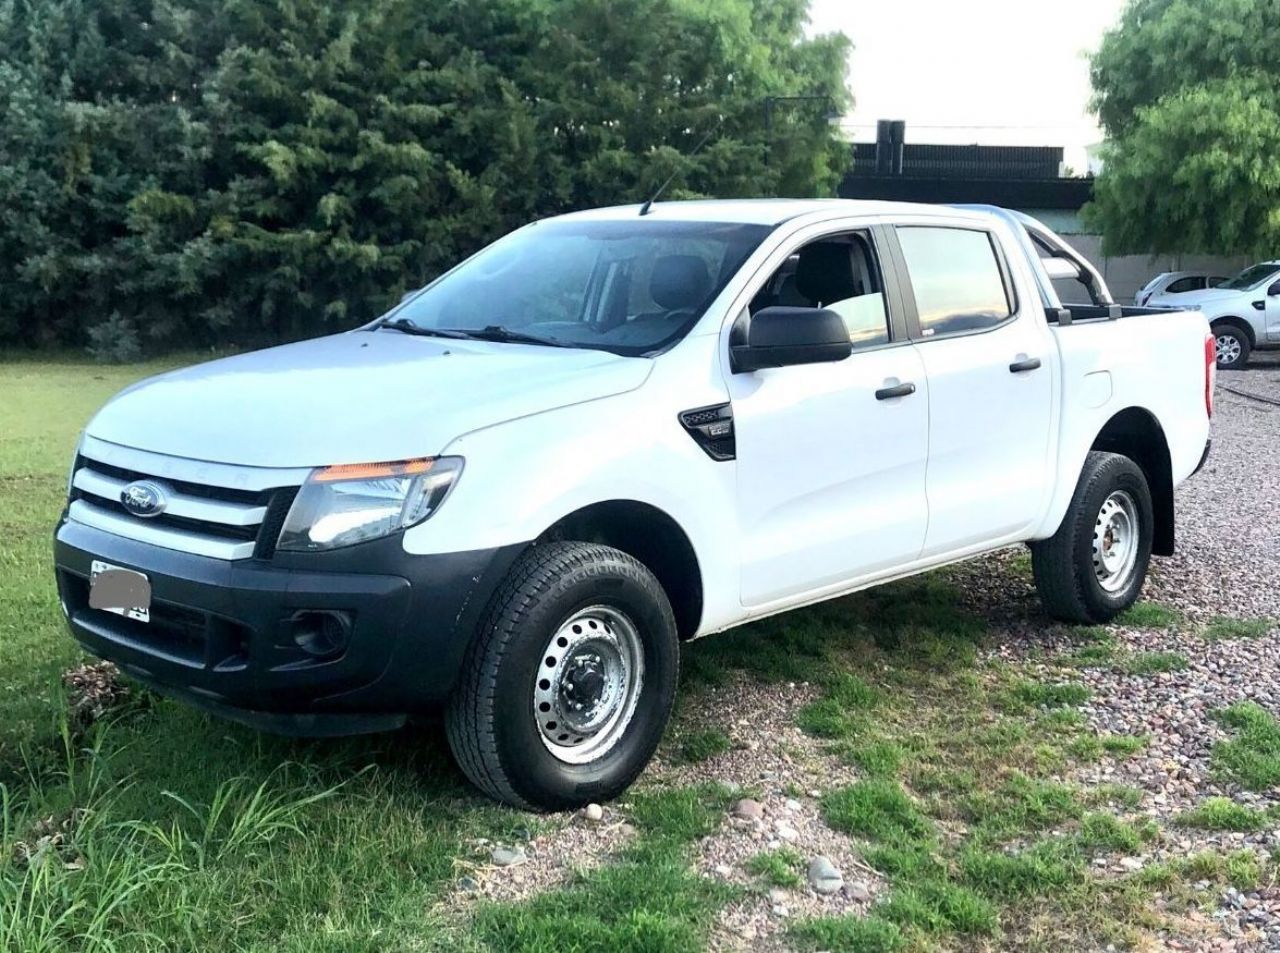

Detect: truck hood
[86, 331, 652, 468]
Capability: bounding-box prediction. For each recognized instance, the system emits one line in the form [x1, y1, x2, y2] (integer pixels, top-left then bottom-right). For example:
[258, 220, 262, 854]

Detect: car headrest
[650, 255, 711, 311]
[795, 243, 856, 306]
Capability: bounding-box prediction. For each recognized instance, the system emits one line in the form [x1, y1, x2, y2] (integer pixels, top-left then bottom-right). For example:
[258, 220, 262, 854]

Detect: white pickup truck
[55, 200, 1214, 810]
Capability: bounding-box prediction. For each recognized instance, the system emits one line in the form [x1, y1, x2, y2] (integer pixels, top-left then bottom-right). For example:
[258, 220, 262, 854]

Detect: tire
[1031, 451, 1154, 625]
[1212, 323, 1250, 370]
[445, 541, 679, 810]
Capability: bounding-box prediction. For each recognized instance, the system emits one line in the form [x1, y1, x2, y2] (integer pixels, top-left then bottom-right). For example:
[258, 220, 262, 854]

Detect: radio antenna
[639, 115, 723, 216]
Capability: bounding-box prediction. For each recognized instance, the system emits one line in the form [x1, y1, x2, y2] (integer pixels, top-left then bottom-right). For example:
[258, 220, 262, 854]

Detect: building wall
[1058, 234, 1251, 304]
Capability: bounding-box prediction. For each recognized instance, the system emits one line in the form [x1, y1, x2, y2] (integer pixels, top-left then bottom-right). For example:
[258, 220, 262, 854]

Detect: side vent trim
[678, 403, 735, 461]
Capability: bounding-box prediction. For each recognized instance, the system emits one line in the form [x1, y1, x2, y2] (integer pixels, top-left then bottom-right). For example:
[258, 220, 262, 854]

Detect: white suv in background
[1176, 261, 1280, 369]
[1136, 271, 1227, 307]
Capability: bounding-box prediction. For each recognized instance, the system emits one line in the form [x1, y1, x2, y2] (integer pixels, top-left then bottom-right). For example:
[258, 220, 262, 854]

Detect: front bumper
[55, 517, 524, 735]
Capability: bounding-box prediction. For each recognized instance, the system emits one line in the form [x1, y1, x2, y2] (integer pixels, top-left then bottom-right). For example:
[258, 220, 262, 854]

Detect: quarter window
[896, 227, 1013, 338]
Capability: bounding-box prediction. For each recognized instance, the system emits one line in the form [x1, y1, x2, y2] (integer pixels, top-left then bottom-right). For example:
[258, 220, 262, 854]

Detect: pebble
[846, 880, 872, 902]
[731, 798, 764, 821]
[784, 798, 802, 812]
[775, 823, 799, 842]
[582, 803, 604, 823]
[491, 846, 527, 867]
[807, 855, 844, 895]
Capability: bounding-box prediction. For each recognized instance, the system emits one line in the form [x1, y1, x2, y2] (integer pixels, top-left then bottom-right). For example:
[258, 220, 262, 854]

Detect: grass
[1118, 651, 1189, 675]
[673, 727, 733, 764]
[744, 846, 805, 889]
[471, 785, 737, 952]
[1175, 797, 1273, 832]
[1202, 617, 1276, 641]
[2, 357, 1271, 952]
[1116, 602, 1183, 628]
[1211, 702, 1280, 790]
[1003, 680, 1092, 710]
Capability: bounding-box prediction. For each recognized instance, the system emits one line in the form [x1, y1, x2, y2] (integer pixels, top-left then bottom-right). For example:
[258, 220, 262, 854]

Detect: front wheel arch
[1210, 316, 1256, 348]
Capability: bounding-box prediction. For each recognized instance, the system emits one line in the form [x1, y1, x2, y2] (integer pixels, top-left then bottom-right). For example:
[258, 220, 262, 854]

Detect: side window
[896, 227, 1014, 338]
[1208, 276, 1227, 288]
[1268, 279, 1280, 296]
[749, 233, 891, 350]
[1166, 276, 1200, 294]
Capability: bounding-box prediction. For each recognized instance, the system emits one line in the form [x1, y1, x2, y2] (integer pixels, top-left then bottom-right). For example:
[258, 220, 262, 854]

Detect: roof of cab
[555, 198, 978, 226]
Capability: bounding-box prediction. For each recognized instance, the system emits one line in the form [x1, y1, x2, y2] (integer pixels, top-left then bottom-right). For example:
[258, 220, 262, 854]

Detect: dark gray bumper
[55, 517, 525, 734]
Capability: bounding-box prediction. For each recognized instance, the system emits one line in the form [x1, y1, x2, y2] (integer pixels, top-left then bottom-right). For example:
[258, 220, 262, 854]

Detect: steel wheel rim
[1216, 333, 1241, 364]
[532, 605, 644, 765]
[1092, 490, 1139, 593]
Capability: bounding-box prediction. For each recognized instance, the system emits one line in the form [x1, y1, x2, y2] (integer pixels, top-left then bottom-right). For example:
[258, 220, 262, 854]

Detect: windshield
[388, 219, 772, 356]
[1219, 263, 1280, 291]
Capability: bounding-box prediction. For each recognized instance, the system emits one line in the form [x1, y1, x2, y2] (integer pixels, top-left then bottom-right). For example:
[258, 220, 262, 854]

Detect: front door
[1265, 279, 1280, 342]
[728, 228, 931, 607]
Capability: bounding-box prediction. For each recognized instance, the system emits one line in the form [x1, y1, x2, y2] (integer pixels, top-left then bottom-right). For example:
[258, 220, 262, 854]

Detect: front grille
[69, 453, 299, 561]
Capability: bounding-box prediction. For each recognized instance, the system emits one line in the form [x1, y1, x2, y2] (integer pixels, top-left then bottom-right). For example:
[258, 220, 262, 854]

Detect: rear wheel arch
[536, 500, 704, 640]
[1089, 407, 1174, 555]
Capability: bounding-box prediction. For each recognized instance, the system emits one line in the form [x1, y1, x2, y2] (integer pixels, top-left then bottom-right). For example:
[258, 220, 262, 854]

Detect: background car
[1172, 261, 1280, 369]
[1135, 271, 1228, 306]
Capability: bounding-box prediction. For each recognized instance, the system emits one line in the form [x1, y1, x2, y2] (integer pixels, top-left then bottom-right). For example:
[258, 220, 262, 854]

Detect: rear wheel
[1212, 324, 1250, 369]
[1031, 451, 1154, 624]
[445, 541, 678, 810]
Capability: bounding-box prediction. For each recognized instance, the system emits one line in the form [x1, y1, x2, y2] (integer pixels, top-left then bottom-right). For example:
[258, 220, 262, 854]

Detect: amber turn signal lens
[311, 458, 435, 483]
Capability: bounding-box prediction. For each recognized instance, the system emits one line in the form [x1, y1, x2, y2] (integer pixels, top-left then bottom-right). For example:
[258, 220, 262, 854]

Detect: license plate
[88, 560, 151, 623]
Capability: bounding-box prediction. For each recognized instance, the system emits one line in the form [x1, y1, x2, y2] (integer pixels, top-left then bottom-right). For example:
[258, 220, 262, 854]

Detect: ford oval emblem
[120, 480, 168, 518]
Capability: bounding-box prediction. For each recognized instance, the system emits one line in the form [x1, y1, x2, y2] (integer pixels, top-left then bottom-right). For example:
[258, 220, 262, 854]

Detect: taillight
[1204, 332, 1216, 418]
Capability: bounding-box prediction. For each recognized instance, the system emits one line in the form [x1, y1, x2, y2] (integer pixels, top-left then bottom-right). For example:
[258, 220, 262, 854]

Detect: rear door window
[895, 227, 1014, 338]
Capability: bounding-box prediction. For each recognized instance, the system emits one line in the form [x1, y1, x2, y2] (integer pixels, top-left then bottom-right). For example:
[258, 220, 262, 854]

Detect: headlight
[277, 457, 463, 552]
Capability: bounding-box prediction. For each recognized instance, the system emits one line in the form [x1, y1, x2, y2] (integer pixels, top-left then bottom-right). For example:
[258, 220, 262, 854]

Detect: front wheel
[1213, 324, 1250, 370]
[445, 541, 679, 810]
[1031, 451, 1154, 625]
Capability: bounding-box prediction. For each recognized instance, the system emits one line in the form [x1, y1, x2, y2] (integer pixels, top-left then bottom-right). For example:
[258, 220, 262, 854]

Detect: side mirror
[730, 307, 852, 374]
[1041, 257, 1080, 281]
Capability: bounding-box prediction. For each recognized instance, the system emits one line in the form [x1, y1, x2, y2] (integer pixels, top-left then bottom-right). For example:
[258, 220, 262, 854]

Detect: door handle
[1009, 357, 1042, 373]
[875, 381, 916, 400]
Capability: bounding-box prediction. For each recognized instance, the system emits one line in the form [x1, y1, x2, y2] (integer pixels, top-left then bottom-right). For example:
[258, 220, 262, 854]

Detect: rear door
[885, 223, 1056, 557]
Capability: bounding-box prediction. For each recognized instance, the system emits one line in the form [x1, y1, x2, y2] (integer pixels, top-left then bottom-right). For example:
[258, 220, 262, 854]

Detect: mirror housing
[1040, 256, 1080, 281]
[730, 307, 853, 373]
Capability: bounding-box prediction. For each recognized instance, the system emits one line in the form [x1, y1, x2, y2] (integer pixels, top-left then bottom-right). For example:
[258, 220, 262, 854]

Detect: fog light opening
[290, 610, 351, 659]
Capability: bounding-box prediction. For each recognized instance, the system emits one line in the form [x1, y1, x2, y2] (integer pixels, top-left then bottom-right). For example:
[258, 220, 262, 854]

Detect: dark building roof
[838, 120, 1093, 211]
[849, 142, 1065, 180]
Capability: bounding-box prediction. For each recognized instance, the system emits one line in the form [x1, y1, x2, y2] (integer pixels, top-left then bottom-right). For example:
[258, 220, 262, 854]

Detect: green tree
[0, 0, 851, 356]
[1086, 0, 1280, 256]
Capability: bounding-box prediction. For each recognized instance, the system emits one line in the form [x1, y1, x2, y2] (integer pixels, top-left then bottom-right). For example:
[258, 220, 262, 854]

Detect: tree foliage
[0, 0, 850, 355]
[1086, 0, 1280, 256]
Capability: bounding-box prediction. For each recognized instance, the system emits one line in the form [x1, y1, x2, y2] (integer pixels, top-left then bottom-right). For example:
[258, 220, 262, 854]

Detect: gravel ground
[454, 360, 1280, 950]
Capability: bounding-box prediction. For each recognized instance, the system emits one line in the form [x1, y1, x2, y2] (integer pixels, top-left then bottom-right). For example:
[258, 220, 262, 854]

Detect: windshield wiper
[448, 325, 572, 348]
[378, 318, 472, 339]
